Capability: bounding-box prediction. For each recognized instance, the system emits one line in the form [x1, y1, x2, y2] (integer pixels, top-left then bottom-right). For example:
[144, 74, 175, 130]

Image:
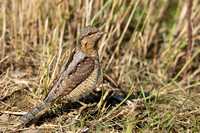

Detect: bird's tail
[19, 99, 51, 124]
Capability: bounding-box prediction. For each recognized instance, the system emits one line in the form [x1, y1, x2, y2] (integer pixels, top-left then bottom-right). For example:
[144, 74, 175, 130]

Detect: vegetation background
[0, 0, 199, 132]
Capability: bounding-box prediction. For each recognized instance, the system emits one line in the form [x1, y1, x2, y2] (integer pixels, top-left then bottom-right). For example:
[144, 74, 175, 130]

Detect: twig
[97, 89, 111, 109]
[183, 0, 193, 80]
[1, 111, 26, 115]
[98, 85, 134, 122]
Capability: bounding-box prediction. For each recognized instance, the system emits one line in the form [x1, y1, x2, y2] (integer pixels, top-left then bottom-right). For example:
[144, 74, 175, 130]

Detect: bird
[19, 26, 106, 125]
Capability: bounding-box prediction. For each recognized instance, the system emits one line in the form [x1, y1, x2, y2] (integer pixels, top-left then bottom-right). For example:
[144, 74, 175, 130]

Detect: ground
[0, 0, 200, 132]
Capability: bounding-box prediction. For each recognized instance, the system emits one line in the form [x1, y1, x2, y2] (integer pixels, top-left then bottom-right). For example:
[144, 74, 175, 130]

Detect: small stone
[0, 114, 9, 122]
[22, 129, 40, 133]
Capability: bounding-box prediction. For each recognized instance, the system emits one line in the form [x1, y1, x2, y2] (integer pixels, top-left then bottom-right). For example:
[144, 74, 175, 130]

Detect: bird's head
[78, 26, 106, 54]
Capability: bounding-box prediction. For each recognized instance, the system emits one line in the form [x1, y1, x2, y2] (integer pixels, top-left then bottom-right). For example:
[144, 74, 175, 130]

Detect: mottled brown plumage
[19, 26, 106, 125]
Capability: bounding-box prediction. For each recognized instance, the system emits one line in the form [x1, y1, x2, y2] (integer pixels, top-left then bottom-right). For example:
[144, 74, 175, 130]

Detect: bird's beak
[92, 31, 106, 41]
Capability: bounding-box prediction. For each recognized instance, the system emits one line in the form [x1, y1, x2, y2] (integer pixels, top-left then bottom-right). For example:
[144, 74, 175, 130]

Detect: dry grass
[0, 0, 200, 132]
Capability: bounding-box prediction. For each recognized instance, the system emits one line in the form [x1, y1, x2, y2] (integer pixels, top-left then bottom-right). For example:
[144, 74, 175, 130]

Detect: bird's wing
[61, 56, 95, 96]
[44, 56, 95, 102]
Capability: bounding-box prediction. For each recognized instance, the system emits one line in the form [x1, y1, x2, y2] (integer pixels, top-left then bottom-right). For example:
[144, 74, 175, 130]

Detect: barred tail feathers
[19, 100, 50, 124]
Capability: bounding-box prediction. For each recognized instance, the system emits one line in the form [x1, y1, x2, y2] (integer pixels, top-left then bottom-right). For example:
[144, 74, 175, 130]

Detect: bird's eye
[88, 32, 92, 36]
